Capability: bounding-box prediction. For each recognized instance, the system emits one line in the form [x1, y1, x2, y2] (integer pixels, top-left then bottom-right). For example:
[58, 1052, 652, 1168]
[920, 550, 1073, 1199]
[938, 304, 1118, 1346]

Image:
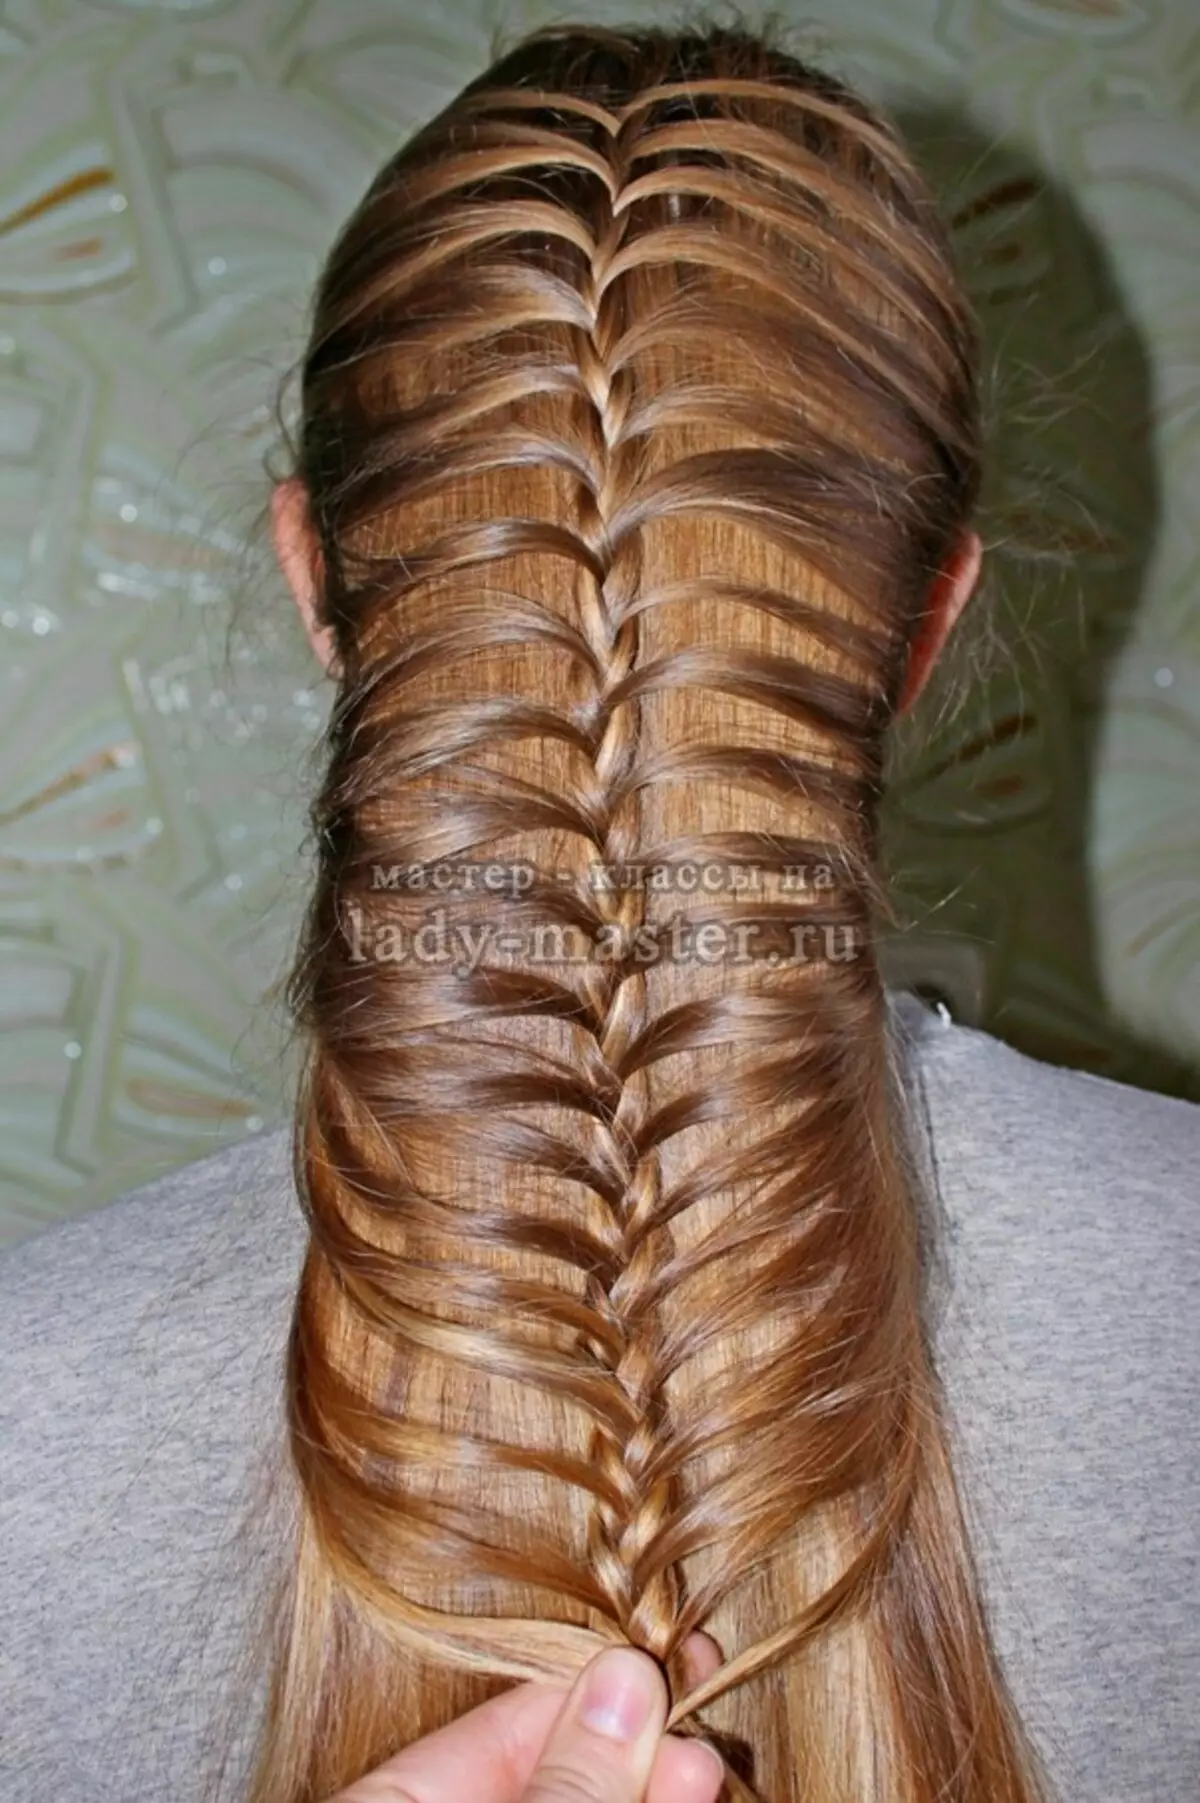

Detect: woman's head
[250, 23, 1041, 1803]
[272, 26, 981, 702]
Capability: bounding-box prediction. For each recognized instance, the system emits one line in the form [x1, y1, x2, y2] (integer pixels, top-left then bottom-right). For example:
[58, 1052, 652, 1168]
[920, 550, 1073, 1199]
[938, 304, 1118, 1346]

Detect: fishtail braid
[247, 26, 1050, 1803]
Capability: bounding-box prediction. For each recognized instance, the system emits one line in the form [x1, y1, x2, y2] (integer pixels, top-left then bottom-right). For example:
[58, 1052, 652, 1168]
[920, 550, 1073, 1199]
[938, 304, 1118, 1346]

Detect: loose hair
[250, 23, 1049, 1802]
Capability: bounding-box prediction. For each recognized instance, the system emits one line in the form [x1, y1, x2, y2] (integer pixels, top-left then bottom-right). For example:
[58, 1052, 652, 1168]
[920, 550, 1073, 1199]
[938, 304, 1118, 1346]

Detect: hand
[331, 1639, 726, 1803]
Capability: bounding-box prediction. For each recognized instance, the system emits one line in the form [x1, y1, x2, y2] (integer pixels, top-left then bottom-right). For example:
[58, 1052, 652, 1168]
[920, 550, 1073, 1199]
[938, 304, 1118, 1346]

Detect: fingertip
[650, 1734, 725, 1803]
[680, 1629, 725, 1689]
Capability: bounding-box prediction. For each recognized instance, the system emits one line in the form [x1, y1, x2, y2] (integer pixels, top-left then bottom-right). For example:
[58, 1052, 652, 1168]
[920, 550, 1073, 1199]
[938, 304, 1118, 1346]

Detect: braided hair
[248, 24, 1048, 1803]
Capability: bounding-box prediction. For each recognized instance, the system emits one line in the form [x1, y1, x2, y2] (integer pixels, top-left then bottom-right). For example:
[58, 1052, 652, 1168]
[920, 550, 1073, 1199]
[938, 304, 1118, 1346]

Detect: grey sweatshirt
[0, 993, 1197, 1803]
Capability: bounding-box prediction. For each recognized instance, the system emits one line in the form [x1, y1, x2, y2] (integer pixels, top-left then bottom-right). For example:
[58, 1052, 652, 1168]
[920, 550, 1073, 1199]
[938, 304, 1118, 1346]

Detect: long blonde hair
[250, 23, 1049, 1802]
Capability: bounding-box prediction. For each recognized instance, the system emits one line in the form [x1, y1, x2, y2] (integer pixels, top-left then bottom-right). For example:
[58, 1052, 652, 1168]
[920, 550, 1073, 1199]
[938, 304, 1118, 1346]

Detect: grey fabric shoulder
[890, 995, 1200, 1802]
[0, 1000, 1197, 1803]
[0, 1128, 304, 1803]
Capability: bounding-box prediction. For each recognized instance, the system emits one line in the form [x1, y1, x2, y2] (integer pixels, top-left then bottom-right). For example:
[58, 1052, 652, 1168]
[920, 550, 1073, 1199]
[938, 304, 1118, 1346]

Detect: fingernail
[578, 1648, 664, 1743]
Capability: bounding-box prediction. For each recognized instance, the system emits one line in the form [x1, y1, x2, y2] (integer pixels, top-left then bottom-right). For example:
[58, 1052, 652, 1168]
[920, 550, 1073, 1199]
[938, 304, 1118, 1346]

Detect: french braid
[247, 24, 1050, 1803]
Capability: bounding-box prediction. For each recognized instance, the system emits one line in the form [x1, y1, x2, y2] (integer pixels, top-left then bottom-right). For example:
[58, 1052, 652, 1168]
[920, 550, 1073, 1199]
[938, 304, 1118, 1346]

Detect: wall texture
[0, 0, 1197, 1247]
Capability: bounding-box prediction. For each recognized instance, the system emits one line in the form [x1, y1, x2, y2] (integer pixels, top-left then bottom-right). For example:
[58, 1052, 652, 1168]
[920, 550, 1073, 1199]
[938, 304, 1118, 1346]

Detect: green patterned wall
[1, 0, 1197, 1248]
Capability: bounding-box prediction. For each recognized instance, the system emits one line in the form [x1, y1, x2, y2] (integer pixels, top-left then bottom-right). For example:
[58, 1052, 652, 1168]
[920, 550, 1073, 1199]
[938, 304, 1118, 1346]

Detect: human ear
[896, 528, 982, 714]
[270, 477, 338, 676]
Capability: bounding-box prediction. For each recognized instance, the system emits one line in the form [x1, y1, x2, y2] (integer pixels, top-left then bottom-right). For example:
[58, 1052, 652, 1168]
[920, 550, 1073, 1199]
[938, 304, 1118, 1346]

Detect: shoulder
[891, 990, 1199, 1482]
[891, 995, 1200, 1801]
[0, 1129, 304, 1803]
[891, 989, 1199, 1234]
[0, 1128, 304, 1474]
[0, 1126, 301, 1358]
[897, 995, 1200, 1381]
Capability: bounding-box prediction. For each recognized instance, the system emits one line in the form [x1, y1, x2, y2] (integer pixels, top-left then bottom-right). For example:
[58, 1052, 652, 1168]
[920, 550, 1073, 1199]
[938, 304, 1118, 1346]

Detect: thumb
[519, 1648, 668, 1803]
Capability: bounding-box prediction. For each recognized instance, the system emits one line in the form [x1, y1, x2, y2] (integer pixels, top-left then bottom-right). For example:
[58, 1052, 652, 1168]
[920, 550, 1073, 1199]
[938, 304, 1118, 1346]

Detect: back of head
[252, 23, 1047, 1802]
